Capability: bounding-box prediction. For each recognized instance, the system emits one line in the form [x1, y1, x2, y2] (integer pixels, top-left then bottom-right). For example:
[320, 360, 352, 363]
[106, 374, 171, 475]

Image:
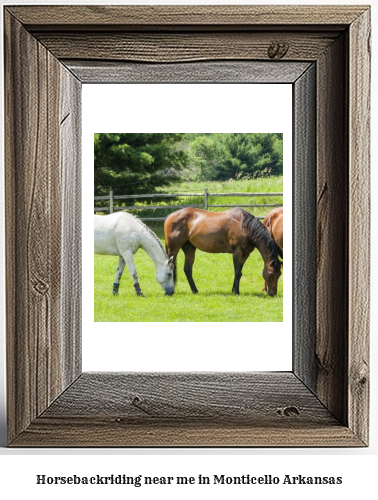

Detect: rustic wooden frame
[4, 5, 370, 447]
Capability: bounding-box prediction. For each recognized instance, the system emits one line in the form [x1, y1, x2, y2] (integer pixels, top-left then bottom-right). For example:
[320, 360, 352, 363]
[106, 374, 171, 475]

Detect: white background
[0, 0, 377, 498]
[84, 83, 292, 372]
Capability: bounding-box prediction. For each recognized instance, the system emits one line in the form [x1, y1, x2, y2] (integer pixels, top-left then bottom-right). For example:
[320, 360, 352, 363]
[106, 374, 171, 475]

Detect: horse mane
[129, 212, 167, 256]
[237, 208, 280, 261]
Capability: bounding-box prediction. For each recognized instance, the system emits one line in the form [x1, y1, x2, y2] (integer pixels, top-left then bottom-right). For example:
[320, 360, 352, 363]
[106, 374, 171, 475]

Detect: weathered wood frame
[4, 5, 370, 447]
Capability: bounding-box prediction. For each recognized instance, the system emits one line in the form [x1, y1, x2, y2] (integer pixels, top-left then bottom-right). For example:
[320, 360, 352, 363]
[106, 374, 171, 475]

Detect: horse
[263, 207, 283, 252]
[262, 207, 283, 293]
[94, 212, 175, 297]
[164, 207, 282, 296]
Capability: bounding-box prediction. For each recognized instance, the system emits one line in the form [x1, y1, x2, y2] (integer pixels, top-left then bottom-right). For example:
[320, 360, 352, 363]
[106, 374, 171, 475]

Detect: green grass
[161, 176, 283, 196]
[94, 237, 283, 322]
[94, 176, 283, 322]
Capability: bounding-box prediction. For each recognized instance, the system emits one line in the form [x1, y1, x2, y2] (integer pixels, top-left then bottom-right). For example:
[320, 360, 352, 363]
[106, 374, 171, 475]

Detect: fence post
[109, 189, 114, 213]
[204, 187, 208, 210]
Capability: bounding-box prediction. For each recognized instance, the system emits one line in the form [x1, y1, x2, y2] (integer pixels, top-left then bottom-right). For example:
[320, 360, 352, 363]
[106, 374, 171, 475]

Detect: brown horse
[164, 207, 282, 296]
[263, 207, 283, 252]
[263, 207, 283, 293]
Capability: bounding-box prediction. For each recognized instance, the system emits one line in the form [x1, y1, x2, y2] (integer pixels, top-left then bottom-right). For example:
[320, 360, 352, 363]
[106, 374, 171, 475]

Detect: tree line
[94, 133, 283, 196]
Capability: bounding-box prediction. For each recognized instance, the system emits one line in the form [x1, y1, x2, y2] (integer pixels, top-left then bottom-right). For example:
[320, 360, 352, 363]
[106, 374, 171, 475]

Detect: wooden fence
[94, 188, 283, 221]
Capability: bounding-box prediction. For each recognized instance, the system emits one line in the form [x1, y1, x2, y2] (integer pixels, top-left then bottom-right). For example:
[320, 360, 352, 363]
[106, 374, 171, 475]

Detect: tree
[94, 133, 187, 196]
[186, 133, 283, 181]
[187, 135, 219, 180]
[248, 133, 283, 176]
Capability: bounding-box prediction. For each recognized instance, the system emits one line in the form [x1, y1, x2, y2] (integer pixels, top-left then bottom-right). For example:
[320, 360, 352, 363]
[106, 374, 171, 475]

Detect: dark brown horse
[263, 207, 283, 252]
[164, 207, 282, 296]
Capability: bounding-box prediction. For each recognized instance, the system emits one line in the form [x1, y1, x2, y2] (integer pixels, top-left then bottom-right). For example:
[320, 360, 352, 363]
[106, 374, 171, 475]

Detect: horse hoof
[133, 283, 145, 297]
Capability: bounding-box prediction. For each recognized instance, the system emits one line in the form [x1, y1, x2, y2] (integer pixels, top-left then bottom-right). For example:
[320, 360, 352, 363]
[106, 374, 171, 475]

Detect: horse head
[262, 258, 282, 297]
[155, 256, 175, 296]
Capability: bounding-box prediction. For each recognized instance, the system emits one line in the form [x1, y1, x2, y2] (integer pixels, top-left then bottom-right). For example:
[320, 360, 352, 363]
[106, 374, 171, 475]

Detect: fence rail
[94, 188, 283, 221]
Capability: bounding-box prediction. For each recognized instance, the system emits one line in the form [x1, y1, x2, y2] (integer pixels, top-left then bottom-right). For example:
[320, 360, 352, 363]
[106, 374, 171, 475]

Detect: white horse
[94, 212, 175, 296]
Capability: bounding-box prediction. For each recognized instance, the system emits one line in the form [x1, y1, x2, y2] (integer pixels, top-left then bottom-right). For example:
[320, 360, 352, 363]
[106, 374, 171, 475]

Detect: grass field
[94, 176, 283, 322]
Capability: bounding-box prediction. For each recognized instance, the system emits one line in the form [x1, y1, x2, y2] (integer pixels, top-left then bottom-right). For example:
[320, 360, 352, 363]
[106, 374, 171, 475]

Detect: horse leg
[182, 241, 199, 294]
[122, 250, 145, 297]
[165, 231, 187, 284]
[232, 251, 249, 295]
[165, 245, 180, 284]
[113, 256, 125, 295]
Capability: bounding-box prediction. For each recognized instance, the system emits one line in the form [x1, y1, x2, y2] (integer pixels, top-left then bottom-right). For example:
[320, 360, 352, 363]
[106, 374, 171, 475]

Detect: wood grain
[293, 64, 317, 390]
[12, 419, 364, 448]
[41, 373, 336, 422]
[12, 373, 363, 447]
[4, 11, 81, 443]
[4, 5, 370, 447]
[60, 68, 82, 389]
[316, 34, 349, 426]
[66, 60, 311, 84]
[7, 5, 367, 30]
[5, 12, 63, 442]
[348, 8, 371, 445]
[37, 32, 339, 63]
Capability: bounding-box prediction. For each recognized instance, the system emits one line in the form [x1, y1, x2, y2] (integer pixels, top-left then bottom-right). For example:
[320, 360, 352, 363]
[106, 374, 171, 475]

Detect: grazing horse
[94, 212, 175, 296]
[164, 207, 282, 296]
[263, 207, 283, 253]
[263, 207, 283, 293]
